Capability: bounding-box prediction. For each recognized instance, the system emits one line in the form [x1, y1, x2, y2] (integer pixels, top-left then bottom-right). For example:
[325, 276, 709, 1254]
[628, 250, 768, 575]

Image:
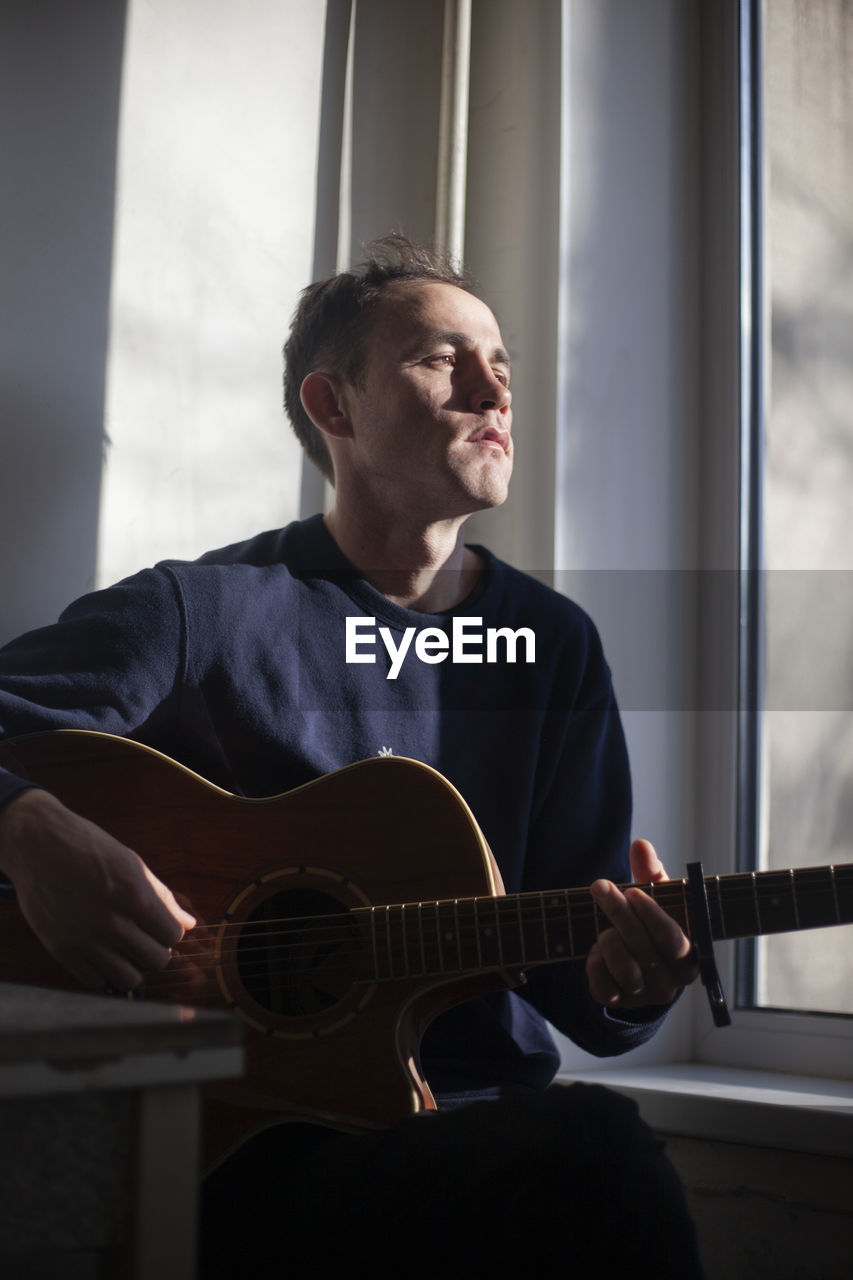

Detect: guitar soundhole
[236, 889, 359, 1018]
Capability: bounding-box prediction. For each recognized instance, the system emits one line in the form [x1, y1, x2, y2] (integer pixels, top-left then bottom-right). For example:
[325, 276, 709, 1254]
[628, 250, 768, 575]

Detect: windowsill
[555, 1063, 853, 1159]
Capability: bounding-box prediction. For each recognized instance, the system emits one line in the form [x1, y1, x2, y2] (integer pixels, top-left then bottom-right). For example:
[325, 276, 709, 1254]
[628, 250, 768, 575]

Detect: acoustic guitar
[1, 730, 851, 1162]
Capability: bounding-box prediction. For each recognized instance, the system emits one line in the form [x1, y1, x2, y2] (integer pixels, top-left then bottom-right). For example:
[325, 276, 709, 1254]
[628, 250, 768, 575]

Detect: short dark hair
[283, 233, 476, 482]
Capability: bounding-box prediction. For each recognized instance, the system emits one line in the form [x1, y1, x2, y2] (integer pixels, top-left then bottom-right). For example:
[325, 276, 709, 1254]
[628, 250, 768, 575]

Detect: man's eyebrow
[416, 329, 512, 369]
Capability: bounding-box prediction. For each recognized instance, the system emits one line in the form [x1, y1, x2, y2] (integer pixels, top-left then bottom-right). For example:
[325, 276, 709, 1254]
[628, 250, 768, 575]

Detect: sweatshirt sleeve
[0, 569, 185, 807]
[519, 617, 671, 1057]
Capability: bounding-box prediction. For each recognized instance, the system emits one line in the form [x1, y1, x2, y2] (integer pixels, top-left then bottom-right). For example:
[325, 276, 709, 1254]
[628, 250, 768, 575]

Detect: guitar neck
[362, 864, 853, 982]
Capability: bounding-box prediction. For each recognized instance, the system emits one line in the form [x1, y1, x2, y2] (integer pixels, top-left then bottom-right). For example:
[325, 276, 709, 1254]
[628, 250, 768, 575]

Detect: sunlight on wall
[98, 0, 327, 586]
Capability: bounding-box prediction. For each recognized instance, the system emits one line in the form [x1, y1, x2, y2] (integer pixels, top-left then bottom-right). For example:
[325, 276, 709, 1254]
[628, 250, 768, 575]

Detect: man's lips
[466, 425, 511, 454]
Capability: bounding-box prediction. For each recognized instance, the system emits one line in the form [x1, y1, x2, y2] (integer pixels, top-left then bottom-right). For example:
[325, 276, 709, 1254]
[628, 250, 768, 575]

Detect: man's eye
[428, 353, 455, 368]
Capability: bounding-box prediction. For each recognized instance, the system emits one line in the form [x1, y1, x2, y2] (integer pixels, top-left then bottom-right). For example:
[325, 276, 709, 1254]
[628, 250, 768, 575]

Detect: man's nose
[470, 365, 511, 413]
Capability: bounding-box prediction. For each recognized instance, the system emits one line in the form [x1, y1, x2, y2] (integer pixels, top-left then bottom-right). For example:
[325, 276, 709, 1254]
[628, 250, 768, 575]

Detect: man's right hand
[0, 788, 195, 992]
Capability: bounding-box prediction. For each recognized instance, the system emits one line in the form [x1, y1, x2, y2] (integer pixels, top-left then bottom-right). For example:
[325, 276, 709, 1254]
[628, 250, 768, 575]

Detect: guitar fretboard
[359, 864, 853, 982]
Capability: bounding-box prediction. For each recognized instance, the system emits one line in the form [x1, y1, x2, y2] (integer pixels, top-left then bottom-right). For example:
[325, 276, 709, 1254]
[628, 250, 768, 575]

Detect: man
[0, 236, 702, 1275]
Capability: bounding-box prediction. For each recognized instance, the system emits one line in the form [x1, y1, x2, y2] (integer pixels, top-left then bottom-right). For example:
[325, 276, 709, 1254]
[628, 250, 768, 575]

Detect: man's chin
[460, 457, 512, 510]
[460, 482, 510, 517]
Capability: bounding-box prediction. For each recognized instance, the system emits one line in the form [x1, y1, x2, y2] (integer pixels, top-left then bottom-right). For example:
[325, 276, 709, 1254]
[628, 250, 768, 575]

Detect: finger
[623, 886, 695, 967]
[140, 867, 197, 942]
[99, 956, 146, 994]
[587, 929, 689, 1008]
[112, 919, 176, 978]
[629, 838, 668, 884]
[590, 879, 661, 970]
[591, 928, 646, 1000]
[54, 938, 147, 994]
[589, 879, 696, 1006]
[158, 884, 197, 934]
[54, 949, 117, 991]
[586, 943, 627, 1007]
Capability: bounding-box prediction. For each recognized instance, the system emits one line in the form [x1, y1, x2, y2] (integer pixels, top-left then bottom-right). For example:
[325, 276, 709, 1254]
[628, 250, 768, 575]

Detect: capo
[685, 861, 731, 1027]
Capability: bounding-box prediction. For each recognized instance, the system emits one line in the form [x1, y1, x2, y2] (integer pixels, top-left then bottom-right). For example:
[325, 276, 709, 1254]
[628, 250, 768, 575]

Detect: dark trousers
[199, 1084, 704, 1278]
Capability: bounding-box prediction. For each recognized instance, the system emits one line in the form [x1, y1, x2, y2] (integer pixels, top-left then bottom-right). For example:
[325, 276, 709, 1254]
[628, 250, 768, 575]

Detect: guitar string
[172, 878, 847, 968]
[177, 877, 699, 938]
[167, 904, 619, 969]
[142, 927, 850, 1002]
[134, 877, 851, 999]
[145, 894, 673, 995]
[181, 862, 849, 930]
[173, 870, 845, 948]
[176, 892, 684, 950]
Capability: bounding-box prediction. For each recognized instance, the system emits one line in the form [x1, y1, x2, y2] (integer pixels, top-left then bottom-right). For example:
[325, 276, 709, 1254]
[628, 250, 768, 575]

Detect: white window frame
[692, 0, 853, 1081]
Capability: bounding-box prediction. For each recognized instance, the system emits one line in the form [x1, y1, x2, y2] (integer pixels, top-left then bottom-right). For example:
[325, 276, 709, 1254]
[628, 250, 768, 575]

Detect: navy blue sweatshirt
[0, 515, 666, 1097]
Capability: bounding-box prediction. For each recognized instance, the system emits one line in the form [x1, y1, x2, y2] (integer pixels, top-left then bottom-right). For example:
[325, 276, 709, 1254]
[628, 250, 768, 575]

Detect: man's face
[337, 281, 513, 520]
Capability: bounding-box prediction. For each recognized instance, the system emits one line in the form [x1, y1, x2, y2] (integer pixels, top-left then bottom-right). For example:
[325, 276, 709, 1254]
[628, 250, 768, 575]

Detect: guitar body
[0, 731, 522, 1158]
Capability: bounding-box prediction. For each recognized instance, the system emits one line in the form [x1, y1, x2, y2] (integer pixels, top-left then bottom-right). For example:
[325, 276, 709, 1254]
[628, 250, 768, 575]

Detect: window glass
[753, 0, 853, 1015]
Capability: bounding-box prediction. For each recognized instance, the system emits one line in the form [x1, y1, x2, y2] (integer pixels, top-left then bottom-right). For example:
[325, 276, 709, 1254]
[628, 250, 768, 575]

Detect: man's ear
[300, 371, 353, 440]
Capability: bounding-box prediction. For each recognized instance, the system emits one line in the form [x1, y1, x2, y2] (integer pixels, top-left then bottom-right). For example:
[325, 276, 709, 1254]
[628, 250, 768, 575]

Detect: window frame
[693, 0, 853, 1079]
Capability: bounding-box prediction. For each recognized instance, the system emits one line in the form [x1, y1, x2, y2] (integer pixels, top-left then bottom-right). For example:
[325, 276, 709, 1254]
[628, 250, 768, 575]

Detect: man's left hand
[586, 839, 699, 1010]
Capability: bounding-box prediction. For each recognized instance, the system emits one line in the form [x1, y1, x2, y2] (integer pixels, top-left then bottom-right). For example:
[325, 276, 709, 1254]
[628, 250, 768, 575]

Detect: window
[741, 0, 853, 1018]
[699, 0, 853, 1075]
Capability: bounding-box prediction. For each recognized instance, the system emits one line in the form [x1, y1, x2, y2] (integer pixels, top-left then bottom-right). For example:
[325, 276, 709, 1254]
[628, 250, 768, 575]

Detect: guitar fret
[716, 874, 757, 938]
[454, 899, 470, 970]
[396, 904, 405, 977]
[369, 907, 380, 981]
[494, 897, 523, 966]
[494, 898, 506, 967]
[416, 902, 426, 976]
[400, 903, 410, 977]
[515, 892, 552, 965]
[564, 892, 575, 957]
[385, 906, 395, 979]
[715, 875, 727, 939]
[449, 902, 462, 969]
[830, 866, 841, 925]
[430, 900, 466, 974]
[435, 901, 456, 974]
[561, 889, 597, 956]
[837, 865, 853, 922]
[792, 867, 837, 930]
[458, 899, 480, 971]
[477, 896, 502, 968]
[516, 897, 527, 963]
[790, 868, 799, 930]
[417, 902, 439, 975]
[433, 901, 442, 972]
[545, 892, 573, 959]
[753, 871, 799, 934]
[541, 894, 564, 960]
[473, 897, 484, 969]
[751, 871, 761, 932]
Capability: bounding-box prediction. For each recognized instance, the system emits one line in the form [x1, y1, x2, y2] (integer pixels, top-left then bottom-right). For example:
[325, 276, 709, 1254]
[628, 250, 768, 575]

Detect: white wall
[97, 0, 327, 587]
[1, 0, 127, 641]
[1, 0, 327, 641]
